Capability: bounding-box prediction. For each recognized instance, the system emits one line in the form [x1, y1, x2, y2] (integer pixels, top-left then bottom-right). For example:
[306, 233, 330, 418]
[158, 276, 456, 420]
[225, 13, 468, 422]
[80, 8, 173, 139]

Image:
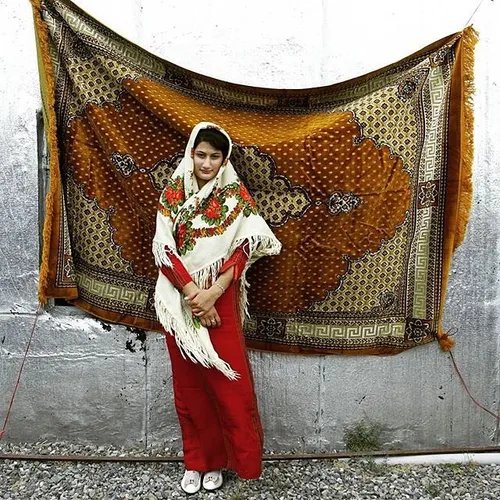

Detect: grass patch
[442, 461, 480, 474]
[344, 419, 383, 453]
[362, 457, 388, 474]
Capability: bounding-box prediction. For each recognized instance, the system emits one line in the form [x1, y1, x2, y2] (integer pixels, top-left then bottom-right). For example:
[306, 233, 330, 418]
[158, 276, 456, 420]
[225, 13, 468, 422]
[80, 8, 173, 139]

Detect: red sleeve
[219, 241, 249, 281]
[160, 248, 193, 290]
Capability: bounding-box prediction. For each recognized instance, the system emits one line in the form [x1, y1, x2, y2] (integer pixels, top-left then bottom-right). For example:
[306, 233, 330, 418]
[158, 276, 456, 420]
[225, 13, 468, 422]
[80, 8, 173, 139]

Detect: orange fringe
[30, 0, 62, 304]
[454, 25, 478, 249]
[437, 26, 478, 352]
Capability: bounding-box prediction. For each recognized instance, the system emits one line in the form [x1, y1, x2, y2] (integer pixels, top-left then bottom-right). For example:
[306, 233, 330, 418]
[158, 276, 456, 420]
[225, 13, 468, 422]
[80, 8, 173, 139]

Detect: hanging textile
[31, 0, 477, 354]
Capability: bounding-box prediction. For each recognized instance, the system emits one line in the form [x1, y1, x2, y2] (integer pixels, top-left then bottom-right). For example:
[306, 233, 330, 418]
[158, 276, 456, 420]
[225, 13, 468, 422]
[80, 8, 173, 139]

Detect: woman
[152, 122, 281, 493]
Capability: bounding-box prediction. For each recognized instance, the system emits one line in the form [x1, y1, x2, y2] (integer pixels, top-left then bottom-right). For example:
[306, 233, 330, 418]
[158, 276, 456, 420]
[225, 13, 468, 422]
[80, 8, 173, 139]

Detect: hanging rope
[463, 0, 486, 29]
[437, 326, 499, 421]
[448, 347, 500, 422]
[0, 303, 42, 439]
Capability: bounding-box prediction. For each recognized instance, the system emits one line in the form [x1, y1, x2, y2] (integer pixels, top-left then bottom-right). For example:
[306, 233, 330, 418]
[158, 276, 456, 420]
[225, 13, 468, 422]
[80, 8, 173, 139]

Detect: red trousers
[165, 280, 263, 479]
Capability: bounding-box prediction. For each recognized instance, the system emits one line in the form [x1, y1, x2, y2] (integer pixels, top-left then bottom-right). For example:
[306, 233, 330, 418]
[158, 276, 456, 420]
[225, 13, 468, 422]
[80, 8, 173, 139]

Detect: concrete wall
[0, 0, 499, 452]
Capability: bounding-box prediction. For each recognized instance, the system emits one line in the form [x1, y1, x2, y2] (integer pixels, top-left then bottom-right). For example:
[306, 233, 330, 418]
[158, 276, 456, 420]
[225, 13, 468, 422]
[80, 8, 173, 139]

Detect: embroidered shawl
[31, 0, 477, 355]
[153, 122, 281, 378]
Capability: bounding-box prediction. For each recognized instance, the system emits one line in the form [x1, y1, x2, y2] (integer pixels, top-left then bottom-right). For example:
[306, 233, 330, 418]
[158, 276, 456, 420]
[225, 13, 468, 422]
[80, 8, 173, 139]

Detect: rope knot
[437, 327, 457, 351]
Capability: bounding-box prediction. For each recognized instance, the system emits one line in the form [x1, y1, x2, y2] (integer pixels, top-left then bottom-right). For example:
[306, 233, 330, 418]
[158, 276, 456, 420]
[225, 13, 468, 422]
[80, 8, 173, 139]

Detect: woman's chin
[197, 174, 215, 182]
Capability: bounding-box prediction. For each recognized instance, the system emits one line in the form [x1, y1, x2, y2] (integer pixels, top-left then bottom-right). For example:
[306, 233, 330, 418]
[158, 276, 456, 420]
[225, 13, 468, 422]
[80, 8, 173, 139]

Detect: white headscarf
[153, 122, 281, 379]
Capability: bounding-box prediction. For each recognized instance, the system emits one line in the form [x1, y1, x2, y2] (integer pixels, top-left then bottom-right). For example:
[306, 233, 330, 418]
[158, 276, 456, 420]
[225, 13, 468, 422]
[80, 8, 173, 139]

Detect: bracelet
[214, 282, 225, 294]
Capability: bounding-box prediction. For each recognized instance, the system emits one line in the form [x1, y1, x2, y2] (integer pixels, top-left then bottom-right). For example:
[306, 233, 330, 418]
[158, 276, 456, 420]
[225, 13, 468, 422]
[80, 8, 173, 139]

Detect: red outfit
[160, 243, 263, 479]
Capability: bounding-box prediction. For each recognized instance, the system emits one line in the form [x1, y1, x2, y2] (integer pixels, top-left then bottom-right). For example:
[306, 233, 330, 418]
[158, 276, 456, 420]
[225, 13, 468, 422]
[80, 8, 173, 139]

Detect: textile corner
[30, 0, 478, 355]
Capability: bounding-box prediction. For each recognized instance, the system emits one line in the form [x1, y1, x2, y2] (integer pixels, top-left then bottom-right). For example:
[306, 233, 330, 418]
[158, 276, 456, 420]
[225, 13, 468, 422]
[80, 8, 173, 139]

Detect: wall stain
[125, 327, 147, 355]
[100, 321, 112, 332]
[125, 339, 136, 353]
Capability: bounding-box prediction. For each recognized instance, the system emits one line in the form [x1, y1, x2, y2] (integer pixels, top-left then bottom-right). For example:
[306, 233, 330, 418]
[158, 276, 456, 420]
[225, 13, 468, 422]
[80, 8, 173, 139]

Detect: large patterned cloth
[31, 0, 477, 354]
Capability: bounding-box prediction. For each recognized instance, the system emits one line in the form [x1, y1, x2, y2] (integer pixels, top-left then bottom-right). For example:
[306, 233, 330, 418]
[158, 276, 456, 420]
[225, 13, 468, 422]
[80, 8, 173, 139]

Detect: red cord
[0, 303, 42, 439]
[449, 350, 500, 421]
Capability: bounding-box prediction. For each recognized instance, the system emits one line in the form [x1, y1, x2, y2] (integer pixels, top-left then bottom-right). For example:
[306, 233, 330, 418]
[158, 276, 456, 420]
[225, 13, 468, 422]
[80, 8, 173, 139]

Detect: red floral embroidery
[164, 186, 183, 206]
[205, 198, 223, 219]
[159, 177, 185, 218]
[176, 223, 187, 248]
[174, 181, 257, 254]
[239, 183, 256, 207]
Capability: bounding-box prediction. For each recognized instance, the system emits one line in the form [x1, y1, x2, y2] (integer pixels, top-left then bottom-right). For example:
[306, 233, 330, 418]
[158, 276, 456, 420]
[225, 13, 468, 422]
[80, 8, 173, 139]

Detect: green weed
[344, 419, 383, 453]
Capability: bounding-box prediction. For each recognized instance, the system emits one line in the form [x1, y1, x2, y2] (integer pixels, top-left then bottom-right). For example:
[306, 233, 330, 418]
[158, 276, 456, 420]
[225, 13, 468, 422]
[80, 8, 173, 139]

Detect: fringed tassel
[237, 234, 281, 320]
[437, 327, 457, 352]
[191, 259, 224, 290]
[155, 295, 239, 381]
[454, 25, 479, 249]
[239, 272, 250, 320]
[244, 234, 283, 261]
[30, 0, 62, 304]
[189, 234, 282, 291]
[235, 234, 281, 320]
[152, 241, 173, 269]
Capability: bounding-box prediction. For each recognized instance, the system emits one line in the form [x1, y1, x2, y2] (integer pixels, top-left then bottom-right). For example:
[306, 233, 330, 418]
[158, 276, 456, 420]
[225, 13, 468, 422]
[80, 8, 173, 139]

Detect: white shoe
[180, 470, 201, 494]
[202, 470, 223, 491]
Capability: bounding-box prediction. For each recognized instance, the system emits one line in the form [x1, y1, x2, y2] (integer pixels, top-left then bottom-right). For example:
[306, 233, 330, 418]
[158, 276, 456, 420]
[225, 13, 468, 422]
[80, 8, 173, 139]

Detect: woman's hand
[186, 288, 221, 316]
[199, 306, 221, 328]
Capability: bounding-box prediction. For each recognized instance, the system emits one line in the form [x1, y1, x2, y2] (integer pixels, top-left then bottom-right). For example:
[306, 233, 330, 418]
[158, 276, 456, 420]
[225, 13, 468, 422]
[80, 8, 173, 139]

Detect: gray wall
[0, 0, 499, 452]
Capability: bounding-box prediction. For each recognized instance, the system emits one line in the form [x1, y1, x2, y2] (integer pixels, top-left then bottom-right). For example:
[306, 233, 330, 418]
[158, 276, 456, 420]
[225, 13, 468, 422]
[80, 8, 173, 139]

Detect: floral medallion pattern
[397, 76, 420, 102]
[406, 318, 432, 343]
[110, 153, 137, 177]
[327, 191, 363, 216]
[417, 180, 439, 208]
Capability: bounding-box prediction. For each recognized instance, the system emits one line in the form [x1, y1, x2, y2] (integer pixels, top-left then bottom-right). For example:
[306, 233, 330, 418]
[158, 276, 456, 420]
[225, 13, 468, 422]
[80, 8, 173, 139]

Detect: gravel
[0, 442, 499, 499]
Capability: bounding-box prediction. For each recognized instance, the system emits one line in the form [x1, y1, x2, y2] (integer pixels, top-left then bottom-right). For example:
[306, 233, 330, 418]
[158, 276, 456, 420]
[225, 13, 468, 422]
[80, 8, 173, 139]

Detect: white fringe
[190, 234, 282, 292]
[241, 234, 282, 261]
[235, 235, 281, 320]
[155, 294, 240, 381]
[187, 234, 281, 323]
[190, 259, 224, 290]
[152, 240, 173, 268]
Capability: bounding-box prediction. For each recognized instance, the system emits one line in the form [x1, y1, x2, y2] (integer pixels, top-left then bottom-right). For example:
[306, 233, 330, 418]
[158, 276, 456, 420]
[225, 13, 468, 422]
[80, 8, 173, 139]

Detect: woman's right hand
[199, 306, 221, 328]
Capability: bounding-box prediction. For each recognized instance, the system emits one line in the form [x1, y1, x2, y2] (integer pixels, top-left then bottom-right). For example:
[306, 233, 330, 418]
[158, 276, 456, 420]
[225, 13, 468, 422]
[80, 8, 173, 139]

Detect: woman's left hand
[186, 288, 219, 316]
[199, 306, 221, 328]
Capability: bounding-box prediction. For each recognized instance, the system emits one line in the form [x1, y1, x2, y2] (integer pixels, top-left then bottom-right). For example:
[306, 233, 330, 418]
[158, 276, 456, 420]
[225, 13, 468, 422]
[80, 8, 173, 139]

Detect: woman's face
[193, 141, 224, 188]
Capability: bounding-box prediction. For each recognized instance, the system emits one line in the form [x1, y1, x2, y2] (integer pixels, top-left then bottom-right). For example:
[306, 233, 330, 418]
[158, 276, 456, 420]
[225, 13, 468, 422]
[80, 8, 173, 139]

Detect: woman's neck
[196, 177, 207, 189]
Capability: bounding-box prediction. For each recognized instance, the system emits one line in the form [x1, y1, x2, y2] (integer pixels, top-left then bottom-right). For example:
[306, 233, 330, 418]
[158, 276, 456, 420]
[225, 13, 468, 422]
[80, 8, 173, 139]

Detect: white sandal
[180, 470, 201, 494]
[202, 470, 223, 491]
